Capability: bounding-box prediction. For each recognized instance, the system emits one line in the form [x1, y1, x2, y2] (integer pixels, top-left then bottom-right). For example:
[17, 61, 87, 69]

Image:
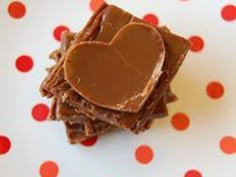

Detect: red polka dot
[90, 0, 104, 12]
[53, 26, 70, 41]
[206, 81, 224, 99]
[8, 1, 26, 19]
[0, 136, 11, 155]
[15, 55, 33, 73]
[220, 136, 236, 154]
[81, 136, 98, 146]
[189, 36, 204, 52]
[171, 113, 190, 131]
[135, 145, 154, 164]
[40, 161, 59, 177]
[143, 14, 159, 26]
[32, 103, 49, 122]
[221, 4, 236, 22]
[184, 169, 202, 177]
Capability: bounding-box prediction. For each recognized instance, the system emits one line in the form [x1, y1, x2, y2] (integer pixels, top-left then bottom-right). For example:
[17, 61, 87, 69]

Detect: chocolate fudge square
[60, 4, 190, 133]
[40, 3, 190, 138]
[43, 31, 177, 143]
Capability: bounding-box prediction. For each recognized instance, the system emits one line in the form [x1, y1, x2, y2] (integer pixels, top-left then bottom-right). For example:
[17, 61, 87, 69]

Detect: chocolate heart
[64, 23, 165, 113]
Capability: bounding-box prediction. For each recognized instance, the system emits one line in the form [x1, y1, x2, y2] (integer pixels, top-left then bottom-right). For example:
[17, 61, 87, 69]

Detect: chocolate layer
[44, 31, 175, 142]
[40, 3, 189, 135]
[43, 30, 174, 121]
[51, 98, 115, 136]
[61, 4, 190, 133]
[41, 32, 173, 115]
[49, 98, 114, 143]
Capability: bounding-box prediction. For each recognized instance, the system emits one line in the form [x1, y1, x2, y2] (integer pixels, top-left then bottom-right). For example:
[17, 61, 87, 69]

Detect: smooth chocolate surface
[65, 23, 165, 113]
[62, 4, 190, 132]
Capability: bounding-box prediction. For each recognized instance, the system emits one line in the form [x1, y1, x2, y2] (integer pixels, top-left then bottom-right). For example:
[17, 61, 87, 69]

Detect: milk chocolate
[64, 122, 96, 144]
[50, 96, 169, 138]
[65, 23, 165, 113]
[40, 3, 190, 137]
[49, 98, 114, 143]
[42, 30, 173, 121]
[61, 4, 190, 133]
[50, 97, 115, 136]
[43, 31, 174, 142]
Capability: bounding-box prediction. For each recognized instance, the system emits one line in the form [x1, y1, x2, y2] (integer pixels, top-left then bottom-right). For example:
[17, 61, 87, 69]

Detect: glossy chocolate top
[65, 23, 165, 113]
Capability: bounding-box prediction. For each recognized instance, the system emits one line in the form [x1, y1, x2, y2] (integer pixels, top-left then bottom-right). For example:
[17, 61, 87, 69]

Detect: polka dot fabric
[221, 4, 236, 22]
[184, 170, 202, 177]
[135, 145, 154, 164]
[32, 103, 49, 122]
[15, 55, 34, 72]
[8, 1, 26, 19]
[206, 81, 224, 99]
[0, 0, 235, 177]
[39, 161, 59, 177]
[189, 36, 204, 52]
[171, 112, 190, 131]
[0, 136, 11, 155]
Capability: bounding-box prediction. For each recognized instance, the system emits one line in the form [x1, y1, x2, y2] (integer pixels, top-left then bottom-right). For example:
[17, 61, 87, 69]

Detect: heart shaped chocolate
[64, 23, 165, 113]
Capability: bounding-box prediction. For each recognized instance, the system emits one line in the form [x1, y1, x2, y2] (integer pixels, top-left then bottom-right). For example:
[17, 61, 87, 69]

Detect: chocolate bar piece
[41, 31, 174, 116]
[48, 32, 177, 117]
[46, 32, 175, 119]
[43, 30, 175, 116]
[40, 3, 189, 137]
[60, 4, 190, 133]
[44, 31, 176, 143]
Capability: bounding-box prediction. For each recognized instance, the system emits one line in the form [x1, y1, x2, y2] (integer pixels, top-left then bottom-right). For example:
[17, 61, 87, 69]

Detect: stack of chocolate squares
[40, 3, 190, 144]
